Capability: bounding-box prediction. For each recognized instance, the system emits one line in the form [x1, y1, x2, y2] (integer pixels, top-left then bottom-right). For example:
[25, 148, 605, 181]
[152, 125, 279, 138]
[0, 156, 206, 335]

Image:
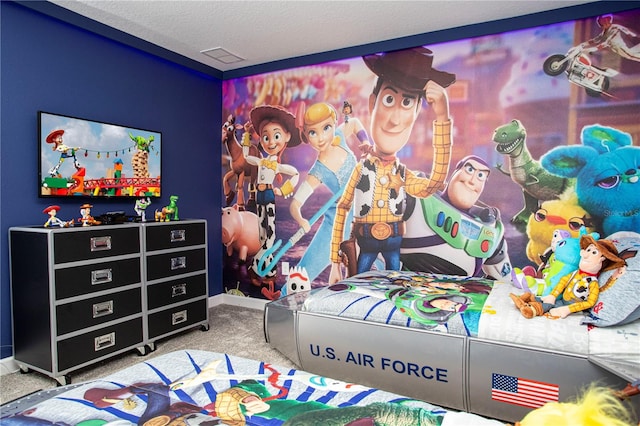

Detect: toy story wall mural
[221, 9, 640, 301]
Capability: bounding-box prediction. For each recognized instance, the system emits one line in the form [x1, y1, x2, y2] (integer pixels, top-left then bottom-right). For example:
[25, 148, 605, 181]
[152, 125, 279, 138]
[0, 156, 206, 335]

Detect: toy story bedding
[301, 270, 495, 338]
[0, 349, 504, 425]
[299, 269, 640, 359]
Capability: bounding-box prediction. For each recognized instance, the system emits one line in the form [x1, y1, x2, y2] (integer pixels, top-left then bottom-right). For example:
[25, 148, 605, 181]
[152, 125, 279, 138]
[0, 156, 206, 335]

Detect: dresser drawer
[55, 258, 141, 300]
[148, 299, 208, 339]
[147, 273, 207, 310]
[54, 227, 140, 264]
[145, 222, 206, 251]
[57, 318, 143, 371]
[56, 288, 142, 335]
[146, 248, 206, 281]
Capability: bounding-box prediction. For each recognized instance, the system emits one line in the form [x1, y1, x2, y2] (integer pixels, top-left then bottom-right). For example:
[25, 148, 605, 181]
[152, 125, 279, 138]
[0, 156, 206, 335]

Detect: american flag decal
[491, 373, 559, 408]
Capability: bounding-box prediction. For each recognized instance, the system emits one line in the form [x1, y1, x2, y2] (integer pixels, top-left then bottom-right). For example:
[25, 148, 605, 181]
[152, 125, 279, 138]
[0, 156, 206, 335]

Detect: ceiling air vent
[200, 47, 244, 64]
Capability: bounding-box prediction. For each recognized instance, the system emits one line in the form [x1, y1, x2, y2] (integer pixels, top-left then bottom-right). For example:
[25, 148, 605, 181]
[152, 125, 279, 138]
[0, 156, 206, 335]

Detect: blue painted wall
[0, 2, 222, 359]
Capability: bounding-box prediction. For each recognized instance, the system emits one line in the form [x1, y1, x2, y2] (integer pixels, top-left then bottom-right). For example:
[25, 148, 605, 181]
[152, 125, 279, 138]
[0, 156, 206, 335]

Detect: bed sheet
[588, 318, 640, 381]
[0, 350, 503, 425]
[477, 280, 589, 354]
[302, 270, 494, 336]
[590, 318, 640, 360]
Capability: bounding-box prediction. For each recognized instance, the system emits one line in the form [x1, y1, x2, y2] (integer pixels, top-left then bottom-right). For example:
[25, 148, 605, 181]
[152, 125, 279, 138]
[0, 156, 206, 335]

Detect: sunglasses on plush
[533, 209, 586, 231]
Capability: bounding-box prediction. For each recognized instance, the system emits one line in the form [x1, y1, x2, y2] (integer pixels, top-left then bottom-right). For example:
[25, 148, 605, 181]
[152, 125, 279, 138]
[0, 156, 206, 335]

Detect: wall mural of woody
[221, 9, 640, 300]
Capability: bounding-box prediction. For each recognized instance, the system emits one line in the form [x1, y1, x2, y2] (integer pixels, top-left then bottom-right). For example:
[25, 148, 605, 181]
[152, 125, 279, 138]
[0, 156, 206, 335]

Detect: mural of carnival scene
[221, 9, 640, 300]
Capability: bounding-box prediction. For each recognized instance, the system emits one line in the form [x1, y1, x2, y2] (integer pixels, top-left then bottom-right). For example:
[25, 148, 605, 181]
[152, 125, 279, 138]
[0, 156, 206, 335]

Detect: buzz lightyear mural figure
[401, 155, 512, 280]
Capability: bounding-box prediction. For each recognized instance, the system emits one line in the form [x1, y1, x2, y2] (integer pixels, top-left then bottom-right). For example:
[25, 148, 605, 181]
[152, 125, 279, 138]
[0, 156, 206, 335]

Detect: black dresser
[9, 220, 209, 384]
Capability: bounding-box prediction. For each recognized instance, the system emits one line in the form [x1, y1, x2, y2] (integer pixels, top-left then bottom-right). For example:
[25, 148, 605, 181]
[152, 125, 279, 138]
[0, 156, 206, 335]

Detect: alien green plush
[511, 227, 590, 297]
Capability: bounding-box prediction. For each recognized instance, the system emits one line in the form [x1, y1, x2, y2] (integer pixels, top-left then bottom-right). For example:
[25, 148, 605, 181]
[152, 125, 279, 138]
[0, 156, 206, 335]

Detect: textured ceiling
[49, 0, 595, 73]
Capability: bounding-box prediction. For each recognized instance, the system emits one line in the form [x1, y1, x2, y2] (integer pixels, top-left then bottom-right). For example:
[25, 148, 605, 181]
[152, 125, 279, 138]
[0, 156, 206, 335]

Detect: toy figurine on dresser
[43, 205, 73, 228]
[79, 203, 101, 227]
[155, 195, 179, 221]
[135, 197, 152, 222]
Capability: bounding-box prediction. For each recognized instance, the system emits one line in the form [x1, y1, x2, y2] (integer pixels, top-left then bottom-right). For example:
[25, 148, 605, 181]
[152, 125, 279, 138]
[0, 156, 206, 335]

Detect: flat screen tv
[38, 111, 161, 198]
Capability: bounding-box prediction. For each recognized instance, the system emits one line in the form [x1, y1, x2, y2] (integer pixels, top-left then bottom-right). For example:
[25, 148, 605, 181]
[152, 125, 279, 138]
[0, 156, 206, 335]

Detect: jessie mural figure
[289, 101, 370, 281]
[242, 105, 300, 298]
[329, 46, 456, 284]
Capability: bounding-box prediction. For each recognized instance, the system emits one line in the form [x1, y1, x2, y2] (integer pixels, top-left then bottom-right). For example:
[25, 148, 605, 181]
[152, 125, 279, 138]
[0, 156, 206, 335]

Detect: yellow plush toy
[516, 385, 637, 426]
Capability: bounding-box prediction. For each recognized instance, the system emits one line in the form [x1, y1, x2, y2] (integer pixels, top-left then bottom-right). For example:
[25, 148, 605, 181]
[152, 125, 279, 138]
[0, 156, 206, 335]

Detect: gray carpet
[0, 304, 297, 405]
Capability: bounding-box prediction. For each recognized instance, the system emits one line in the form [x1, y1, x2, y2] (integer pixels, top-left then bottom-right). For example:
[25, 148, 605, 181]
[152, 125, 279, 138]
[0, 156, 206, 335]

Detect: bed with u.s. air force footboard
[264, 265, 640, 423]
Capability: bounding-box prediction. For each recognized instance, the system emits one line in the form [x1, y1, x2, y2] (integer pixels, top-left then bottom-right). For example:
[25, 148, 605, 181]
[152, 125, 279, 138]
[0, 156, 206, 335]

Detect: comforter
[1, 349, 503, 425]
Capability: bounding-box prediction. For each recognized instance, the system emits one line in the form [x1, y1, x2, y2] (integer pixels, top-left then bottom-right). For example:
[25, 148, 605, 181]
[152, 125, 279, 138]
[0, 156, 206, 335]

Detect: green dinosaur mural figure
[493, 119, 571, 226]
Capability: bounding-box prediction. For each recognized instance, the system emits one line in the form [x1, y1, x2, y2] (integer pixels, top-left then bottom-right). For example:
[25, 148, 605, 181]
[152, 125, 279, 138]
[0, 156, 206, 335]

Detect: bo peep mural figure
[288, 102, 371, 281]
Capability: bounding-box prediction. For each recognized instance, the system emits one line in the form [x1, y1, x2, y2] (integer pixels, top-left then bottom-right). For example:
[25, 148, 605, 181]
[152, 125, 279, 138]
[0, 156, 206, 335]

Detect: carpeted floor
[0, 304, 297, 405]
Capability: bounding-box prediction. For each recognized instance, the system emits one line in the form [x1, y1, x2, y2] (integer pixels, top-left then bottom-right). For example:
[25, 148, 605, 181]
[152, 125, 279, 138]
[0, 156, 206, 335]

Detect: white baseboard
[209, 293, 269, 310]
[0, 356, 18, 376]
[0, 295, 270, 377]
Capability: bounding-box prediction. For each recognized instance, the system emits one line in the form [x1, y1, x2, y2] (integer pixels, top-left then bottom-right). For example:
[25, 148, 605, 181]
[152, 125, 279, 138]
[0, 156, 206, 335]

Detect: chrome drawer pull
[94, 332, 116, 351]
[90, 236, 112, 252]
[170, 229, 186, 242]
[93, 300, 114, 318]
[172, 310, 187, 325]
[91, 269, 113, 285]
[171, 283, 187, 297]
[171, 256, 186, 270]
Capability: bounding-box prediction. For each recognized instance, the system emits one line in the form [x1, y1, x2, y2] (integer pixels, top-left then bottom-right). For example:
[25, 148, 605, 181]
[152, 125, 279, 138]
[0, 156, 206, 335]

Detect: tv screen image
[38, 111, 161, 198]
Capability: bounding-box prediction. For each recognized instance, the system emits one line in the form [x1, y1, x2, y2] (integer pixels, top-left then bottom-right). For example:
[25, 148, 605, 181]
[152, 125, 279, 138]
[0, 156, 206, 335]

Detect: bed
[0, 349, 505, 425]
[264, 267, 640, 423]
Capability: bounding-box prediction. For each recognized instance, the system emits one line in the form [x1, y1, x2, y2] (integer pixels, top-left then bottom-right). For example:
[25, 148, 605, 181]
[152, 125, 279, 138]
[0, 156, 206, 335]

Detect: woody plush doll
[510, 234, 625, 319]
